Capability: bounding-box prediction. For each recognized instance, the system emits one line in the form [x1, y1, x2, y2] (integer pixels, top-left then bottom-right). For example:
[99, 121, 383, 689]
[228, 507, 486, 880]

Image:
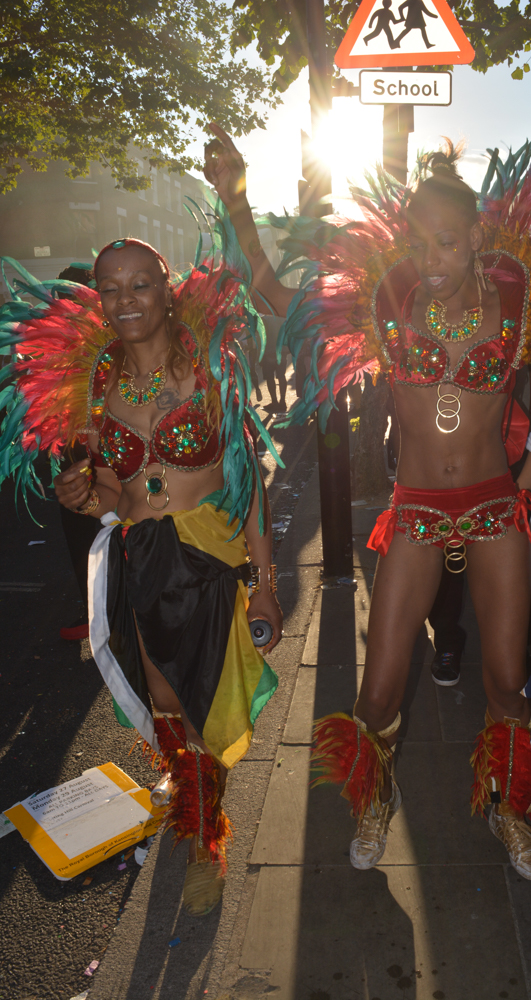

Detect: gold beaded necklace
[425, 262, 484, 343]
[425, 300, 483, 342]
[118, 361, 166, 406]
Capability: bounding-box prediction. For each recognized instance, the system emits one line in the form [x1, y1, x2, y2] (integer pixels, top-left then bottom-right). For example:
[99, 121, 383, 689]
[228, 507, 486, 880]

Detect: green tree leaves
[231, 0, 531, 90]
[0, 0, 278, 193]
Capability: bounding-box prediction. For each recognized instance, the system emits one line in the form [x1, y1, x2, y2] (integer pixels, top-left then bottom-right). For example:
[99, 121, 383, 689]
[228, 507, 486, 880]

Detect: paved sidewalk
[93, 473, 531, 1000]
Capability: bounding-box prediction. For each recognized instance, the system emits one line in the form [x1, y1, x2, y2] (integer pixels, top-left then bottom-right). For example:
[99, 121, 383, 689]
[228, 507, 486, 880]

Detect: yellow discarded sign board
[5, 762, 164, 880]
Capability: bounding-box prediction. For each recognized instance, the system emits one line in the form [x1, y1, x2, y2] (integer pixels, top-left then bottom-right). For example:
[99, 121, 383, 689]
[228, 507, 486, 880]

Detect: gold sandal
[183, 843, 225, 915]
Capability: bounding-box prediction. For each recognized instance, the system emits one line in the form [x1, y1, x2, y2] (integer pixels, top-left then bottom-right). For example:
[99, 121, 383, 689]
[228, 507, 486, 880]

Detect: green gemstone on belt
[460, 520, 472, 531]
[418, 524, 427, 534]
[437, 523, 450, 533]
[484, 518, 493, 528]
[146, 476, 163, 494]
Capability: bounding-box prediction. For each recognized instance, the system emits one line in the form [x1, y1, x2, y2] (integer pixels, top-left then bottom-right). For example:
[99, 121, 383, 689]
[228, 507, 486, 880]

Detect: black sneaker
[431, 650, 461, 687]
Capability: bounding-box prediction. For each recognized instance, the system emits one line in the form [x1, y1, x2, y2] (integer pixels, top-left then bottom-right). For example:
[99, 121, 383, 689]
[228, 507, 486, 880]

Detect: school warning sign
[335, 0, 475, 68]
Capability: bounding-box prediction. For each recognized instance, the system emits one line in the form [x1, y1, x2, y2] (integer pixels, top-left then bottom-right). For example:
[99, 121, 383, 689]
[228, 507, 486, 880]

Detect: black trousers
[60, 504, 101, 611]
[428, 565, 466, 654]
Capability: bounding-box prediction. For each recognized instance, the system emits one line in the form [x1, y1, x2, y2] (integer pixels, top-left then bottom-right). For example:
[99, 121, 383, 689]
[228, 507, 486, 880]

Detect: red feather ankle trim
[471, 721, 531, 819]
[142, 717, 232, 869]
[311, 713, 392, 818]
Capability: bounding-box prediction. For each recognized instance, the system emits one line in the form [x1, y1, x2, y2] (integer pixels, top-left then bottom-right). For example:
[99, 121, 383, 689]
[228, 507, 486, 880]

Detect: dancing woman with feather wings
[0, 225, 283, 914]
[205, 127, 531, 878]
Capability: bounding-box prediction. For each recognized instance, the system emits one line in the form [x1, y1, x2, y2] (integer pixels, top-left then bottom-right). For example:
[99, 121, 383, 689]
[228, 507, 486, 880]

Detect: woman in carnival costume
[0, 217, 283, 914]
[205, 127, 531, 877]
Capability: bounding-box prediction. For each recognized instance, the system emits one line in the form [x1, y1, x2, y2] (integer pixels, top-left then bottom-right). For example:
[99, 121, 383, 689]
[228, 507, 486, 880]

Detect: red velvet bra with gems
[372, 251, 529, 393]
[87, 328, 220, 482]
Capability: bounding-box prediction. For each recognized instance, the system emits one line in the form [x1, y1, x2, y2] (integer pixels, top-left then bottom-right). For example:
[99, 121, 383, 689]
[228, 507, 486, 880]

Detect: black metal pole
[316, 389, 354, 581]
[304, 0, 354, 585]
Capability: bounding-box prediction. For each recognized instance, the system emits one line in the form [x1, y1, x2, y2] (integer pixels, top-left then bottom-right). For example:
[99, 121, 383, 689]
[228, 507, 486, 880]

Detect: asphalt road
[0, 368, 316, 1000]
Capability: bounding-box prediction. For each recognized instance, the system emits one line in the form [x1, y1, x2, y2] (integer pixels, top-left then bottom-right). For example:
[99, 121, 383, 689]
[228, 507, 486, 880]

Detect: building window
[163, 174, 172, 212]
[116, 207, 127, 239]
[138, 214, 148, 242]
[177, 227, 184, 264]
[151, 170, 159, 207]
[71, 209, 97, 258]
[174, 179, 182, 216]
[152, 220, 161, 252]
[166, 224, 174, 264]
[137, 160, 146, 201]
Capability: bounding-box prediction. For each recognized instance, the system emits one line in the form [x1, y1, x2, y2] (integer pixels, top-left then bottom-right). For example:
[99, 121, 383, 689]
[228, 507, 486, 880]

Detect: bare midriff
[116, 462, 225, 522]
[394, 381, 508, 490]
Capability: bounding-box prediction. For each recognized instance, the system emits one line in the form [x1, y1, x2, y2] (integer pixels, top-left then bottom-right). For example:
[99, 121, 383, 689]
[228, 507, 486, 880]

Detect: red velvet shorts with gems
[367, 473, 531, 572]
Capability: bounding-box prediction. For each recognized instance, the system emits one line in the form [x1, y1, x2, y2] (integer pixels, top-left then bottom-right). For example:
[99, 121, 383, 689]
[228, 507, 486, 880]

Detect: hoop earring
[474, 252, 487, 293]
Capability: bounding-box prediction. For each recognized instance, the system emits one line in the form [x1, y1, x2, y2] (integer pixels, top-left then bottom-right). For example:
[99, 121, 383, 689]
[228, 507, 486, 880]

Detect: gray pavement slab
[250, 742, 507, 868]
[239, 864, 527, 1000]
[435, 665, 487, 742]
[301, 587, 368, 666]
[399, 656, 442, 743]
[283, 658, 442, 747]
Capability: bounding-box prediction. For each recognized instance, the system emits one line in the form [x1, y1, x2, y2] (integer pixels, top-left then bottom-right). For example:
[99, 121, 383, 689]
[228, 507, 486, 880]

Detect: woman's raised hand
[204, 124, 248, 213]
[54, 459, 92, 511]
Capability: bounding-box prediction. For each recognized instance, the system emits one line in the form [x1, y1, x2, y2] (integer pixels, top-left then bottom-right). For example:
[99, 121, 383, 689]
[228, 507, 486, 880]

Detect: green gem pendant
[143, 466, 169, 510]
[146, 476, 163, 495]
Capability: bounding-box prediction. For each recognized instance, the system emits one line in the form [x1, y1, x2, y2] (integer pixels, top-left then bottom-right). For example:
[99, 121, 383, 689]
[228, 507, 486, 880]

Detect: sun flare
[310, 98, 386, 208]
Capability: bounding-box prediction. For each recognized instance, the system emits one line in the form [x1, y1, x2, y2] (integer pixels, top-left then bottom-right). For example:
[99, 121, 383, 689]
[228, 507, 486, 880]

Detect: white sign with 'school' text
[360, 70, 451, 104]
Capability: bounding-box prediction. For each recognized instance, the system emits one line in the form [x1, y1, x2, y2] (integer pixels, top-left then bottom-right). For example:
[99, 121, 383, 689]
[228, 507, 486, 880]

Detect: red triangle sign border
[335, 0, 475, 68]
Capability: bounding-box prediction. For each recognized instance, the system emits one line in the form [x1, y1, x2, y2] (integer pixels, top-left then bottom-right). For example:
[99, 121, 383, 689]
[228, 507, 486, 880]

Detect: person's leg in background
[59, 443, 101, 640]
[59, 504, 101, 639]
[428, 566, 466, 686]
[261, 358, 279, 411]
[275, 348, 288, 412]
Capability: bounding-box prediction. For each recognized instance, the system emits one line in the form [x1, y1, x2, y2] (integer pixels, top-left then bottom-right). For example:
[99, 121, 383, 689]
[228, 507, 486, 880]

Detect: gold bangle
[250, 564, 277, 594]
[250, 564, 260, 594]
[77, 488, 100, 515]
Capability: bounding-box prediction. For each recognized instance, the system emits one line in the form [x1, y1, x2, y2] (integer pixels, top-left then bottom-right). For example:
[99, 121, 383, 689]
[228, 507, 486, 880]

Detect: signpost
[334, 0, 475, 181]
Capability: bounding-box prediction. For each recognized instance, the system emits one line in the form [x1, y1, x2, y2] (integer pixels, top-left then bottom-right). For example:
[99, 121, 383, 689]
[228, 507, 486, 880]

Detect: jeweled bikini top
[87, 327, 220, 482]
[372, 251, 529, 393]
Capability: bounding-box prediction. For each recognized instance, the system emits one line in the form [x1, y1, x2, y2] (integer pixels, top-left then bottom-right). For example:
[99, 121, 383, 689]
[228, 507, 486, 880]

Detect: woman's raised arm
[204, 124, 296, 319]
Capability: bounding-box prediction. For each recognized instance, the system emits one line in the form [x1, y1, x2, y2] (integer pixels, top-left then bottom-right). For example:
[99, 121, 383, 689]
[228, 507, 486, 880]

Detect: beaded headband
[93, 238, 171, 281]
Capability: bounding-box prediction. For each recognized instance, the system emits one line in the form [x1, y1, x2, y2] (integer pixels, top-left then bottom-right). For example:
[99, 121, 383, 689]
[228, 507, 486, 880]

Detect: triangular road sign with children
[335, 0, 475, 68]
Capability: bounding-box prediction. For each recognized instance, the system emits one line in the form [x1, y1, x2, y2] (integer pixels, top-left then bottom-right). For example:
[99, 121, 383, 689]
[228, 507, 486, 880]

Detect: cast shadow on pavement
[294, 585, 418, 1000]
[123, 834, 221, 999]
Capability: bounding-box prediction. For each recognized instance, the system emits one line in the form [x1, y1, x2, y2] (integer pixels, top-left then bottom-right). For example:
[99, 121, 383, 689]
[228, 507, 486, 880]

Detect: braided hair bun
[408, 138, 478, 223]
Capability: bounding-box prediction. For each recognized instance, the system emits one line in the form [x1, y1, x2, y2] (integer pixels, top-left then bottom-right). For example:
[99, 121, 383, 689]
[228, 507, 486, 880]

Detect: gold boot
[183, 841, 226, 915]
[489, 805, 531, 879]
[349, 777, 402, 870]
